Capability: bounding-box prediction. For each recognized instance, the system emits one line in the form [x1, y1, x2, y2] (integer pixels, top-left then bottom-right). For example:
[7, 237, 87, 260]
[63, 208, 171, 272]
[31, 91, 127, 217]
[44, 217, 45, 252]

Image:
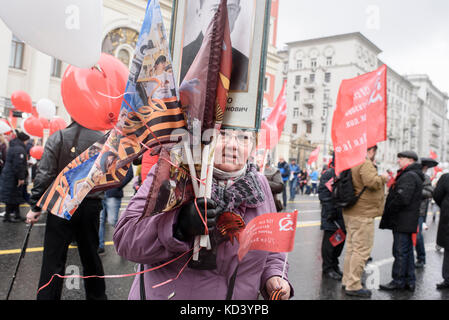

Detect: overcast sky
[277, 0, 449, 95]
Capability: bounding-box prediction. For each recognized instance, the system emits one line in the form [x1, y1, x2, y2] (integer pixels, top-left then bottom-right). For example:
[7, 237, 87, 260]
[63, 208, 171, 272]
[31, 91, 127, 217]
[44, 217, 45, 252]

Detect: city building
[281, 32, 449, 171]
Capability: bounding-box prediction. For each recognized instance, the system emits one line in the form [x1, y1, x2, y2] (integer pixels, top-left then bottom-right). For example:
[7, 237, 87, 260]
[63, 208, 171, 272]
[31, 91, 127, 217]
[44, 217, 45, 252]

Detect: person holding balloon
[26, 121, 107, 300]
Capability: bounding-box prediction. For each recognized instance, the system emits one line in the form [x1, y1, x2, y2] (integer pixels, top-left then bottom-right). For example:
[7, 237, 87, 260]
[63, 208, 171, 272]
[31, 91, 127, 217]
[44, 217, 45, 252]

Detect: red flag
[430, 150, 437, 160]
[432, 166, 442, 181]
[329, 228, 346, 247]
[307, 146, 320, 165]
[325, 177, 334, 192]
[332, 64, 387, 175]
[258, 79, 287, 150]
[238, 210, 298, 261]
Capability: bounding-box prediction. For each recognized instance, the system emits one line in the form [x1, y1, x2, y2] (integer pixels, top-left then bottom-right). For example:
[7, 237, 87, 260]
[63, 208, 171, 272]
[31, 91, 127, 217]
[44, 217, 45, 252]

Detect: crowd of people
[315, 146, 449, 298]
[1, 125, 448, 300]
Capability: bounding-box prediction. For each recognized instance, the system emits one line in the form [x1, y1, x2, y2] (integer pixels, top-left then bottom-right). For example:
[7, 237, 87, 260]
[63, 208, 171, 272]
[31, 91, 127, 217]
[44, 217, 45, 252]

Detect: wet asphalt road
[0, 194, 447, 300]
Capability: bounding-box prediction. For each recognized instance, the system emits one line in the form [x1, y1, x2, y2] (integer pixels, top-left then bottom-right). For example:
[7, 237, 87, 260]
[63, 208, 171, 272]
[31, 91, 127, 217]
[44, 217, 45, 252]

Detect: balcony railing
[303, 98, 315, 108]
[303, 79, 317, 92]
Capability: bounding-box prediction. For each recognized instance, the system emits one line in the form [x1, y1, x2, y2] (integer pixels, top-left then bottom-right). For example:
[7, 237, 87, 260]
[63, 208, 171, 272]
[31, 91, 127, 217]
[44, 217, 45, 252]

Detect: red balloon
[11, 91, 33, 113]
[31, 106, 39, 117]
[23, 116, 44, 137]
[39, 117, 49, 129]
[49, 117, 68, 135]
[61, 53, 129, 131]
[30, 146, 44, 160]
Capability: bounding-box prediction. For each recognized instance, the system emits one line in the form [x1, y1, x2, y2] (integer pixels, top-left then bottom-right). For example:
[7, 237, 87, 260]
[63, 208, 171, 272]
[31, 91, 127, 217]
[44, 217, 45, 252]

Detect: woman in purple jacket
[113, 129, 293, 300]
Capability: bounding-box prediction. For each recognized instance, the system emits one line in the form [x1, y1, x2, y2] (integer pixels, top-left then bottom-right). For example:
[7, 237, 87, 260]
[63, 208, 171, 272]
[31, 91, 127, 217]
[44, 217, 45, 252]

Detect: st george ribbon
[37, 0, 186, 220]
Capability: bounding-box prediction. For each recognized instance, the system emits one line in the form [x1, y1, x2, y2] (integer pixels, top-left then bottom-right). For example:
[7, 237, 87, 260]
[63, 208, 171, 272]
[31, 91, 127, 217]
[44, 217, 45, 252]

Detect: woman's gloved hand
[174, 198, 220, 241]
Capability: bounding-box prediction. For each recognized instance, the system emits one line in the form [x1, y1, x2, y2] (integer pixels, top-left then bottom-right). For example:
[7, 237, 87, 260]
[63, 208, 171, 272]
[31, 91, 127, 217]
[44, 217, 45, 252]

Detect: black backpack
[332, 169, 366, 209]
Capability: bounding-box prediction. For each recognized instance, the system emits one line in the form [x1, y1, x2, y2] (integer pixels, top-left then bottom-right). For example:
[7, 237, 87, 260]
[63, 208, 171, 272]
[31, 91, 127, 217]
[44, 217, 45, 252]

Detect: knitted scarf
[211, 163, 265, 214]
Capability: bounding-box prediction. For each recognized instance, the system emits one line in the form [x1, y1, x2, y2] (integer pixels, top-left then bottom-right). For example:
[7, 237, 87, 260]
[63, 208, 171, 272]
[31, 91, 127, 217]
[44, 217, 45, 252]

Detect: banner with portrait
[169, 0, 272, 130]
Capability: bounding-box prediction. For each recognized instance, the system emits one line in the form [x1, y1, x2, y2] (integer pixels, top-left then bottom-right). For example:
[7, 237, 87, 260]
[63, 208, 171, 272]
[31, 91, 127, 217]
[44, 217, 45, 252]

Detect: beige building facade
[282, 32, 449, 172]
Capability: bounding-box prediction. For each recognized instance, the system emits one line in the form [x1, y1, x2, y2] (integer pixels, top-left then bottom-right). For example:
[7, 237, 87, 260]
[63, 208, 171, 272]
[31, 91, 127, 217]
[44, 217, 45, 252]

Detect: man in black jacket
[26, 121, 107, 300]
[379, 150, 424, 292]
[318, 156, 345, 280]
[433, 173, 449, 290]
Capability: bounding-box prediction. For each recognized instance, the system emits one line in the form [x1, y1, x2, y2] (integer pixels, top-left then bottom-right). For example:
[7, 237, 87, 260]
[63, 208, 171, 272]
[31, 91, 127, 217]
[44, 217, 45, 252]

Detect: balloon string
[37, 246, 198, 294]
[96, 91, 138, 99]
[194, 198, 208, 236]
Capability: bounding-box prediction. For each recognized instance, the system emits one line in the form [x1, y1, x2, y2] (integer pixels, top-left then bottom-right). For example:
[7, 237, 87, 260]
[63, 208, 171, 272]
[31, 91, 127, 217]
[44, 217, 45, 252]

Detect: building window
[296, 60, 302, 69]
[324, 72, 331, 83]
[323, 89, 330, 101]
[293, 108, 299, 117]
[9, 36, 25, 69]
[311, 58, 317, 68]
[294, 91, 300, 101]
[326, 57, 333, 66]
[309, 73, 315, 82]
[322, 124, 326, 133]
[306, 122, 312, 134]
[295, 75, 301, 86]
[307, 107, 313, 116]
[292, 123, 298, 134]
[50, 58, 62, 78]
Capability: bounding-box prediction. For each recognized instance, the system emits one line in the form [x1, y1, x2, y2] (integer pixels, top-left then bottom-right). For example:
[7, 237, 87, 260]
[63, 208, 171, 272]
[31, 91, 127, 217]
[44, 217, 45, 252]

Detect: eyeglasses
[219, 130, 253, 144]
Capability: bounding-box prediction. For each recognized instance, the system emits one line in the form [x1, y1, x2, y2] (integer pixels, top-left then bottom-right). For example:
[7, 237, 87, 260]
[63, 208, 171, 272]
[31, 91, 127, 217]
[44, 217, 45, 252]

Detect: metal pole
[6, 223, 33, 300]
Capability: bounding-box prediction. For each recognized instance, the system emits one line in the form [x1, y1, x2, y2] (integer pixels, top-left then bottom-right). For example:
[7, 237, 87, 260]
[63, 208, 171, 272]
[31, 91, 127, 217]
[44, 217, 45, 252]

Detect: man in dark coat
[26, 121, 107, 300]
[318, 157, 345, 280]
[0, 130, 29, 222]
[432, 173, 449, 290]
[379, 150, 424, 292]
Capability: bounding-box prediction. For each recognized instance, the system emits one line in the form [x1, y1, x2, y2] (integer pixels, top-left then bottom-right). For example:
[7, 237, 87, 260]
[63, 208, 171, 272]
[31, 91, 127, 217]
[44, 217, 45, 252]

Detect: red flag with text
[238, 210, 297, 261]
[331, 64, 387, 174]
[430, 150, 437, 160]
[307, 145, 320, 165]
[258, 79, 287, 150]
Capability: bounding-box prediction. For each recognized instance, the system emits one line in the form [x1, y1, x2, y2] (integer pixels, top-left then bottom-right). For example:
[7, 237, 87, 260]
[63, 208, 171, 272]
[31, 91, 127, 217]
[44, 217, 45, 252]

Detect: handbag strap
[226, 265, 239, 300]
[140, 264, 146, 300]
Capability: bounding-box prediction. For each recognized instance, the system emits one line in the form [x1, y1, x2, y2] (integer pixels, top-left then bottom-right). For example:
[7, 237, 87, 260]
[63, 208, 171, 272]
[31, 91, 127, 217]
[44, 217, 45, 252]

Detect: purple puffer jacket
[113, 164, 293, 300]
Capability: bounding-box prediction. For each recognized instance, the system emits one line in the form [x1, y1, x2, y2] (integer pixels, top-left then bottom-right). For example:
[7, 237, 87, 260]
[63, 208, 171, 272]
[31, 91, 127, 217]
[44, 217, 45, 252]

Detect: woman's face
[214, 129, 254, 172]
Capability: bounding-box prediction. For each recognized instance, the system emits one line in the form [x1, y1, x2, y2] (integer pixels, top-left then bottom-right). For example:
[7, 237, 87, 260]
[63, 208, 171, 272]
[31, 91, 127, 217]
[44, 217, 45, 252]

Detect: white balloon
[36, 98, 56, 119]
[0, 0, 103, 68]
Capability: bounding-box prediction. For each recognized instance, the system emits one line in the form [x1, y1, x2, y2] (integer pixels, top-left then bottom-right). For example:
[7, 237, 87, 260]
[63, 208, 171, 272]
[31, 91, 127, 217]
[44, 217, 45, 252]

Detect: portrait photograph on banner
[170, 0, 272, 130]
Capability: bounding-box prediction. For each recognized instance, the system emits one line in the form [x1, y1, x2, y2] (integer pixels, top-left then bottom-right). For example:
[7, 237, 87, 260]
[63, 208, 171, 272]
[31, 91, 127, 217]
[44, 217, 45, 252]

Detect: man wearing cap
[380, 150, 424, 291]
